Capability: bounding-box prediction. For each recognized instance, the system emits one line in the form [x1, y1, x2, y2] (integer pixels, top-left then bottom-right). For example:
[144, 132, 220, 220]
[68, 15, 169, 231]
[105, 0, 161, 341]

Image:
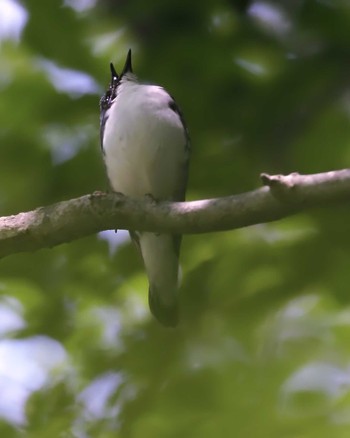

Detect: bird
[99, 49, 190, 327]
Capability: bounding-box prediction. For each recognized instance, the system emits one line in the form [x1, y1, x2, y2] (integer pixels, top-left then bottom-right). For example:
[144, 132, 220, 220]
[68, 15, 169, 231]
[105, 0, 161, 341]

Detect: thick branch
[1, 169, 350, 259]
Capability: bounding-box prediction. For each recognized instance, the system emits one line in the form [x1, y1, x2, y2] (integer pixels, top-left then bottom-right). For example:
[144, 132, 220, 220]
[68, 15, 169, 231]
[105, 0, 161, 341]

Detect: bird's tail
[138, 232, 180, 327]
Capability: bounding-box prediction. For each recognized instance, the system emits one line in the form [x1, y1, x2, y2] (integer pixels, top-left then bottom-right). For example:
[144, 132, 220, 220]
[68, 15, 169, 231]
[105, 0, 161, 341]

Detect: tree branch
[1, 169, 350, 259]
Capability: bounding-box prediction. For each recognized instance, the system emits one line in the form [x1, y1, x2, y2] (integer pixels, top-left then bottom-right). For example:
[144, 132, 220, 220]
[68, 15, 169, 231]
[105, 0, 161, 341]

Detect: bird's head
[99, 49, 136, 113]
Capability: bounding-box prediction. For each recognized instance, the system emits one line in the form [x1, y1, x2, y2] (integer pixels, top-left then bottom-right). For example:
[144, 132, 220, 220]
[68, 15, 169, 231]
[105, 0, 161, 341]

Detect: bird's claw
[144, 193, 158, 204]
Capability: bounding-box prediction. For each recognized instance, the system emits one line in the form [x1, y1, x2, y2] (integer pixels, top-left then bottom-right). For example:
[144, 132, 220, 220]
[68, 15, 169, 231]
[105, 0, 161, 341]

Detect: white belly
[102, 84, 186, 200]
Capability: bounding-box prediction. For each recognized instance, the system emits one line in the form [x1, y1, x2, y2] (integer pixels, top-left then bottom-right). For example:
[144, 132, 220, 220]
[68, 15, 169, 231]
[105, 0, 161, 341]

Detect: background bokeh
[1, 0, 350, 436]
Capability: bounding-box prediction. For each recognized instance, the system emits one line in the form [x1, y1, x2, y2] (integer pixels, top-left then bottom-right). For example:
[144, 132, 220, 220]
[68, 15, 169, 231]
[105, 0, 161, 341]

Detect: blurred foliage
[1, 0, 350, 436]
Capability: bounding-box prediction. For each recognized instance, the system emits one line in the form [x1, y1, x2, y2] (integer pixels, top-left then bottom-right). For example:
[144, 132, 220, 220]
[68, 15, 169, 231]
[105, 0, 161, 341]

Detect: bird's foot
[144, 193, 158, 204]
[144, 194, 162, 235]
[112, 190, 126, 197]
[111, 191, 126, 233]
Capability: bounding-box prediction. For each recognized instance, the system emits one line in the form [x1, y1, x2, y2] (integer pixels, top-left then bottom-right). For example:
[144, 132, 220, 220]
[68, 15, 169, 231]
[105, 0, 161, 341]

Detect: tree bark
[1, 169, 350, 259]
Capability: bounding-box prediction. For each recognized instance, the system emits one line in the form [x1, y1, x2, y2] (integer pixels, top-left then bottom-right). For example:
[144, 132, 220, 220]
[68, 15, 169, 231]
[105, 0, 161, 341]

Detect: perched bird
[99, 49, 190, 327]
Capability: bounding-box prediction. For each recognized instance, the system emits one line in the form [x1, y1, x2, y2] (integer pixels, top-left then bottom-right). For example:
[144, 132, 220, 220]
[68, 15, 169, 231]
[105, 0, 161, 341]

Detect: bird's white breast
[102, 82, 186, 200]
